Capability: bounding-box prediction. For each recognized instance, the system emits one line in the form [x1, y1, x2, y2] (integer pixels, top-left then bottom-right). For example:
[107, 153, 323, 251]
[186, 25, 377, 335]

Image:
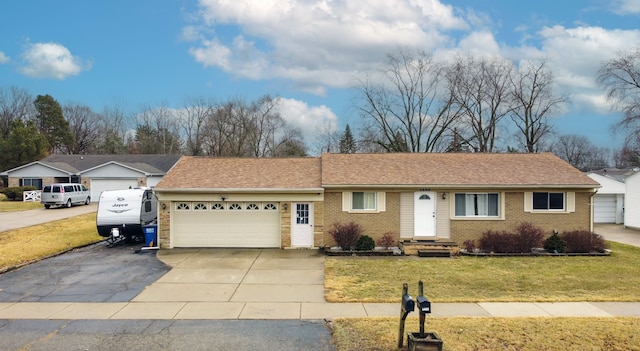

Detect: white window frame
[454, 192, 500, 218]
[341, 191, 386, 213]
[524, 192, 575, 213]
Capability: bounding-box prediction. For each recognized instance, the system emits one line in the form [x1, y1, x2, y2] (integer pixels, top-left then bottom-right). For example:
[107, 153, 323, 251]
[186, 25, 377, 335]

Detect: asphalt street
[0, 319, 335, 351]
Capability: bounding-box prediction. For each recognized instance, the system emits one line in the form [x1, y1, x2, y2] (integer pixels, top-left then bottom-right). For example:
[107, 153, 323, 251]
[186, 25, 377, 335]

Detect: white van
[41, 183, 91, 209]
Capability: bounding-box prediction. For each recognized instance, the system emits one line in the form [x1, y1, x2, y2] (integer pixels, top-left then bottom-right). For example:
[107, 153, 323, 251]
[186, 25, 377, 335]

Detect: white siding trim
[400, 193, 413, 238]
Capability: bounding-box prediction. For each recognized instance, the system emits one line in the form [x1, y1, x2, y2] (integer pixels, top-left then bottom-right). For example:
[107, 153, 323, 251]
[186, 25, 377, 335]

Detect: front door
[292, 202, 314, 247]
[414, 191, 436, 237]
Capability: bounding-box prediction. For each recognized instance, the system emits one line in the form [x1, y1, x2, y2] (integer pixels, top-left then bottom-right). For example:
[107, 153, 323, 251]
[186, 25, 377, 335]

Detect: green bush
[0, 186, 36, 201]
[544, 231, 566, 253]
[355, 235, 375, 251]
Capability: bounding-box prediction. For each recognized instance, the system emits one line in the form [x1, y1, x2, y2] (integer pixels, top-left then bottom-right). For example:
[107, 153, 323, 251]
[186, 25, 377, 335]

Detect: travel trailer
[96, 188, 157, 244]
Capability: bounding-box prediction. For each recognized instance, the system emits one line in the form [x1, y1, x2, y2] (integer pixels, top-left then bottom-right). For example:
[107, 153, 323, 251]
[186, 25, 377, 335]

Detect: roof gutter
[322, 184, 601, 190]
[153, 187, 325, 194]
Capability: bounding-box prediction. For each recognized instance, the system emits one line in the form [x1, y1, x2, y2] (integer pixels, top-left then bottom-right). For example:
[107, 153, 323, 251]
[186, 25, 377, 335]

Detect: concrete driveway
[594, 224, 640, 247]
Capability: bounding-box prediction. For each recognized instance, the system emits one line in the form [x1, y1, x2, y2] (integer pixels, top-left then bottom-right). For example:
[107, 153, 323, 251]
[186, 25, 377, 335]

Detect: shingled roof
[321, 152, 600, 188]
[36, 154, 182, 175]
[155, 156, 323, 191]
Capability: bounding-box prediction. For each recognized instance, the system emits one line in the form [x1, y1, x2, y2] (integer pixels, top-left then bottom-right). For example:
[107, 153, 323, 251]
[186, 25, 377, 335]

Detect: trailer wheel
[66, 199, 72, 208]
[44, 204, 50, 209]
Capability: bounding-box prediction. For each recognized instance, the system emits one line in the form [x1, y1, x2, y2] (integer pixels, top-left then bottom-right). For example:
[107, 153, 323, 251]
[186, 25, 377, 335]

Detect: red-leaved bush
[560, 230, 608, 253]
[514, 222, 545, 253]
[328, 221, 363, 250]
[376, 231, 396, 249]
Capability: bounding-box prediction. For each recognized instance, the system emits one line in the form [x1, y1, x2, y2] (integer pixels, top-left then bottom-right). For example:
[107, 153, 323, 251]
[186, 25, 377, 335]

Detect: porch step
[399, 240, 458, 256]
[418, 249, 451, 258]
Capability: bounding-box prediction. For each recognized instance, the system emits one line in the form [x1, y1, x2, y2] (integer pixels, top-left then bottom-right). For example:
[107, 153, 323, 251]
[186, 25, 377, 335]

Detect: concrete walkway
[1, 246, 640, 320]
[0, 203, 97, 232]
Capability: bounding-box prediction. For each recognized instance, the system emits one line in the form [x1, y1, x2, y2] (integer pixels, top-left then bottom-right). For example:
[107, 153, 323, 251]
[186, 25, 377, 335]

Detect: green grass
[332, 317, 640, 351]
[0, 195, 43, 212]
[325, 241, 640, 302]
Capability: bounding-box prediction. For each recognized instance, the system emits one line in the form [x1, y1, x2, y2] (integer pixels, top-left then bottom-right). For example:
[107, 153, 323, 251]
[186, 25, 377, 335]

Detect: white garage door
[594, 194, 616, 223]
[90, 179, 139, 202]
[173, 201, 280, 248]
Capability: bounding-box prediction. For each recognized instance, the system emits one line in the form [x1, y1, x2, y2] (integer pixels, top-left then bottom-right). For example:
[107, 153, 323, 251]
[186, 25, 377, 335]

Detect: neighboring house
[154, 153, 599, 249]
[624, 170, 640, 230]
[1, 154, 181, 202]
[587, 172, 625, 224]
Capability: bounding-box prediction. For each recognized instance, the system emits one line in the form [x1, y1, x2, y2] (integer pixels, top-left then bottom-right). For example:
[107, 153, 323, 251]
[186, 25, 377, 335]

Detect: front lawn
[0, 194, 43, 212]
[0, 212, 103, 272]
[332, 317, 640, 351]
[325, 241, 640, 302]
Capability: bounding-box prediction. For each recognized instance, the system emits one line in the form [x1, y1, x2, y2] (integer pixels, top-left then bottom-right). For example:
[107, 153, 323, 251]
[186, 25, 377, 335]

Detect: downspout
[589, 188, 598, 233]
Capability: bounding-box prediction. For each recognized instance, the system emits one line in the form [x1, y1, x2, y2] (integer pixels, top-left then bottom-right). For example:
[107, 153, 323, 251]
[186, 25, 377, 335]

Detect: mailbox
[416, 295, 431, 313]
[402, 294, 415, 312]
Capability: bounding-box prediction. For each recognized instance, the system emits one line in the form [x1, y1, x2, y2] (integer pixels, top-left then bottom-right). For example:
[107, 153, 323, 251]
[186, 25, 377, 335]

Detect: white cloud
[611, 0, 640, 14]
[19, 42, 91, 79]
[277, 97, 338, 143]
[0, 51, 9, 64]
[188, 0, 469, 92]
[533, 25, 640, 112]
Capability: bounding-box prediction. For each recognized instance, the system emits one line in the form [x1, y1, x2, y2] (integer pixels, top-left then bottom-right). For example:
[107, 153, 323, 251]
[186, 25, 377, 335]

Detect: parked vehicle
[41, 183, 91, 209]
[96, 188, 157, 244]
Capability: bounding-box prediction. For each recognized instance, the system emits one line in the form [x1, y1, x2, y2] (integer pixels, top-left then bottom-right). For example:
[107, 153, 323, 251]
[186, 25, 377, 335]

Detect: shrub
[560, 230, 608, 253]
[462, 239, 476, 252]
[514, 222, 546, 253]
[479, 230, 518, 253]
[328, 221, 363, 250]
[355, 235, 375, 251]
[376, 232, 396, 249]
[1, 186, 36, 201]
[544, 231, 566, 253]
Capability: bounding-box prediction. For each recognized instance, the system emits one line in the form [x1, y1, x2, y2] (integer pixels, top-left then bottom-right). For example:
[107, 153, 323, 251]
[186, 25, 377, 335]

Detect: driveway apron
[134, 249, 326, 304]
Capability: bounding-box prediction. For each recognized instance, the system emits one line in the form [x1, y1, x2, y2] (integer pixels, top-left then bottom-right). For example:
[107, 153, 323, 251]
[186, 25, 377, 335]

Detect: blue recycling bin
[143, 225, 157, 247]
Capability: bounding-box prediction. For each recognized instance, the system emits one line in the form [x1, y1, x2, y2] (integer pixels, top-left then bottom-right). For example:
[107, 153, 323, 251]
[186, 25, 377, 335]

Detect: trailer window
[144, 201, 152, 212]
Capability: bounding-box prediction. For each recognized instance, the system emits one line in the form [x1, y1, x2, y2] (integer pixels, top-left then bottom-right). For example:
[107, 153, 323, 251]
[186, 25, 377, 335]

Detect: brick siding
[323, 191, 400, 247]
[450, 191, 593, 244]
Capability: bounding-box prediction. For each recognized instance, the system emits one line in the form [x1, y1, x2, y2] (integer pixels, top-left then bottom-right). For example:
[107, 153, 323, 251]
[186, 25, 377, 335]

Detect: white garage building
[587, 172, 625, 224]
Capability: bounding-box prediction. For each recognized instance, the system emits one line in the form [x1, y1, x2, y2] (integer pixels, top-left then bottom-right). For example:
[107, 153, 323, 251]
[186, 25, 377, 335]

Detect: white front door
[414, 191, 436, 237]
[292, 202, 314, 247]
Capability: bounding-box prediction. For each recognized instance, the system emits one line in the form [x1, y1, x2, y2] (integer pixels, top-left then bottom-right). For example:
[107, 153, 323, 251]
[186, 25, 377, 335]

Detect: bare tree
[63, 103, 102, 154]
[133, 104, 182, 154]
[355, 49, 461, 153]
[0, 86, 34, 139]
[597, 48, 640, 144]
[312, 120, 340, 154]
[511, 59, 566, 153]
[180, 96, 214, 156]
[449, 56, 514, 152]
[247, 95, 285, 157]
[97, 104, 129, 154]
[550, 134, 599, 170]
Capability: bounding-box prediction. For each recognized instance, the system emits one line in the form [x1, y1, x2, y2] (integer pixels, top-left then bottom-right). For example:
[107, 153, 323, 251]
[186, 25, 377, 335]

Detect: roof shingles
[321, 153, 599, 187]
[155, 156, 323, 189]
[156, 153, 599, 191]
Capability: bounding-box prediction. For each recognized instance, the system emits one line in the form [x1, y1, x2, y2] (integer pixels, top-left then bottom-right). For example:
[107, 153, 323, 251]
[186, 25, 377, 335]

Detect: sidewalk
[1, 301, 639, 320]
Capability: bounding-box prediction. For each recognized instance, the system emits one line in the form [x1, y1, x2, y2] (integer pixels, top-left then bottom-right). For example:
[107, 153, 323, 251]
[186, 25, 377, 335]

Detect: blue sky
[1, 0, 639, 153]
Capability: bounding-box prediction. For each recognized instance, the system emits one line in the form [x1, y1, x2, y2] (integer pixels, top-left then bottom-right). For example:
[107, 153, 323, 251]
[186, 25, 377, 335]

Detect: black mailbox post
[397, 283, 414, 348]
[407, 280, 443, 351]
